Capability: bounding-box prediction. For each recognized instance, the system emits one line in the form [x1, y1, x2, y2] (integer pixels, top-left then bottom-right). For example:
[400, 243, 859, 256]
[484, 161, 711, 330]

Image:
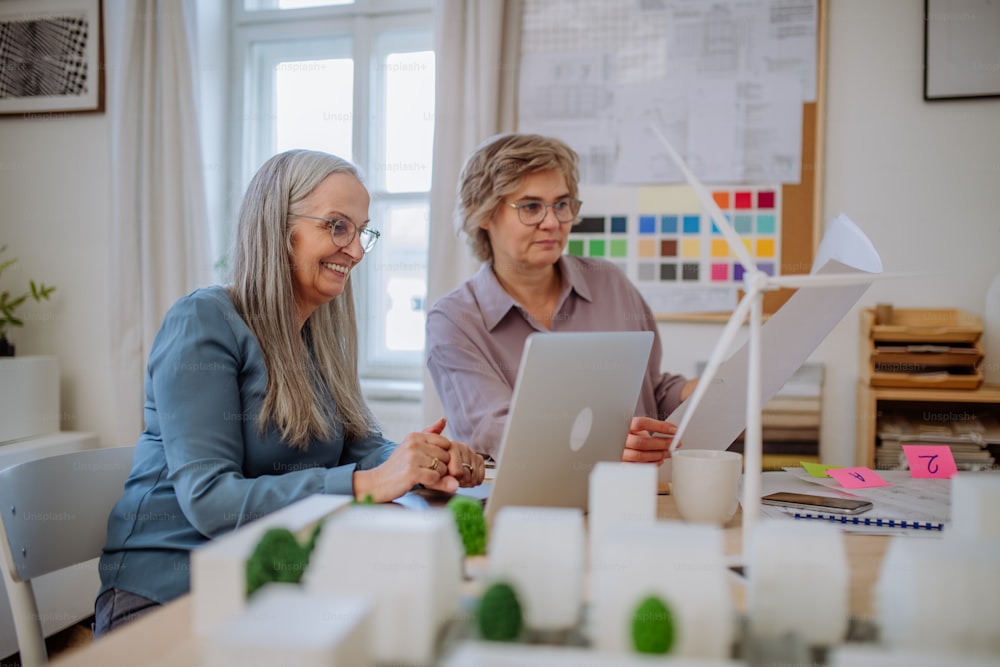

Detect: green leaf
[0, 248, 56, 332]
[2, 294, 27, 311]
[29, 281, 55, 301]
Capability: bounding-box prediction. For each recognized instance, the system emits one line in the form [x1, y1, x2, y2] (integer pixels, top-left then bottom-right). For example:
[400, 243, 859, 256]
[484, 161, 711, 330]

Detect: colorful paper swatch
[566, 185, 781, 289]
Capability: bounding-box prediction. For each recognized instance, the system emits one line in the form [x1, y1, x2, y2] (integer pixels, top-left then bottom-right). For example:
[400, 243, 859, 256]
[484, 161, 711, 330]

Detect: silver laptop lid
[484, 331, 654, 524]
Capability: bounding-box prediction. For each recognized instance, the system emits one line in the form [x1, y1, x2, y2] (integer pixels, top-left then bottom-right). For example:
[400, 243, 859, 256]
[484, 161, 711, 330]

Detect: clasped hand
[353, 418, 485, 503]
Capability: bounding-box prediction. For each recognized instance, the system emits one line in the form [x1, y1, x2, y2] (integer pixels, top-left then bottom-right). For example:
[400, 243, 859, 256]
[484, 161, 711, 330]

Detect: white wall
[0, 114, 115, 443]
[0, 1, 997, 460]
[660, 0, 1000, 465]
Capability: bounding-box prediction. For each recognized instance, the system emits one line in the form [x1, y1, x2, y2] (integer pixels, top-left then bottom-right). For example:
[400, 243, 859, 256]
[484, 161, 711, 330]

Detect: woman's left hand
[422, 418, 487, 488]
[621, 416, 679, 464]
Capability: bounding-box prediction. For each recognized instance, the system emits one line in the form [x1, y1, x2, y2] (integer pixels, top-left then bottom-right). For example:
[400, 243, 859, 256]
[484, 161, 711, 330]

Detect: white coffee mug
[670, 449, 743, 525]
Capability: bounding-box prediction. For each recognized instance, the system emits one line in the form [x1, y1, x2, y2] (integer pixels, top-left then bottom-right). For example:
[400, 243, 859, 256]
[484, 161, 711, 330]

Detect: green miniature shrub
[245, 527, 310, 598]
[477, 581, 522, 641]
[304, 520, 323, 556]
[447, 495, 487, 556]
[631, 594, 675, 654]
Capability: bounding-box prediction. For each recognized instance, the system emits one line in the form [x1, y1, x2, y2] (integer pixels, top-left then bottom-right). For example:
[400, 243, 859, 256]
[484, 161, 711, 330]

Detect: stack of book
[724, 362, 824, 470]
[876, 408, 997, 471]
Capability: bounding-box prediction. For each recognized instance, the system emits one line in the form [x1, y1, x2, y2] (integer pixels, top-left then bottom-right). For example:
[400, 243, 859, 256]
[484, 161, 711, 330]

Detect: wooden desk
[51, 494, 890, 666]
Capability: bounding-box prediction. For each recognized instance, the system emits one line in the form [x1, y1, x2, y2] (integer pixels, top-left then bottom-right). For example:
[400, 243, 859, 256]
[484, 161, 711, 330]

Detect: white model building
[950, 472, 1000, 540]
[876, 536, 1000, 657]
[747, 518, 849, 645]
[190, 494, 354, 636]
[587, 462, 657, 568]
[488, 506, 584, 631]
[304, 505, 464, 666]
[589, 521, 735, 659]
[202, 584, 373, 667]
[443, 640, 741, 666]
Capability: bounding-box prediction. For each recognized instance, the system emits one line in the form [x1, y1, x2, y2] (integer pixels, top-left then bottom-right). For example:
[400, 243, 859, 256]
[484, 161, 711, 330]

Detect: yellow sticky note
[801, 461, 841, 478]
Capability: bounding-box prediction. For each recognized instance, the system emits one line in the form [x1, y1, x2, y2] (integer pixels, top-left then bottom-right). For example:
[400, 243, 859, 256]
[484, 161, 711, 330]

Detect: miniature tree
[631, 594, 676, 654]
[478, 581, 523, 641]
[245, 527, 310, 598]
[447, 495, 487, 556]
[304, 520, 323, 556]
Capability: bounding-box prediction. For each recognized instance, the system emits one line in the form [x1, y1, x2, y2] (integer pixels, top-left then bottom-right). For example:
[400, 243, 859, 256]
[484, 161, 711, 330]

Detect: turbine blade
[670, 294, 754, 453]
[649, 123, 756, 274]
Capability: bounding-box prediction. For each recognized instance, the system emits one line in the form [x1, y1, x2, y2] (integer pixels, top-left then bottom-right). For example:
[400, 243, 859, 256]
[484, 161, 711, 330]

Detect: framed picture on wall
[0, 0, 104, 116]
[924, 0, 1000, 100]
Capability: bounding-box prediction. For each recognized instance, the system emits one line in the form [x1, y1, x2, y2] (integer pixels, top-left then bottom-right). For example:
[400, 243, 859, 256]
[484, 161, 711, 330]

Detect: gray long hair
[228, 149, 376, 449]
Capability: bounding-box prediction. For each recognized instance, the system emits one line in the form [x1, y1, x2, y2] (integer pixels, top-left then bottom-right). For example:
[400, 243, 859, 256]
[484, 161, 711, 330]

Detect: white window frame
[227, 0, 435, 385]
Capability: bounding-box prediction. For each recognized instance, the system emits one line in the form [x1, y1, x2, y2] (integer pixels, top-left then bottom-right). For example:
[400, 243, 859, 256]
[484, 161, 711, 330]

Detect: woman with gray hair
[95, 149, 485, 635]
[426, 133, 696, 462]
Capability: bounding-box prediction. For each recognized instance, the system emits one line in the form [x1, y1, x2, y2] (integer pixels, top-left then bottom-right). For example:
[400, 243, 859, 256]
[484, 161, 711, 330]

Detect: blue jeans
[93, 588, 161, 637]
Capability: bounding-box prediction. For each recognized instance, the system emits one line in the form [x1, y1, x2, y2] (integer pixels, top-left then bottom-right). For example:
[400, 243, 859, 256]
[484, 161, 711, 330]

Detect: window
[232, 0, 435, 381]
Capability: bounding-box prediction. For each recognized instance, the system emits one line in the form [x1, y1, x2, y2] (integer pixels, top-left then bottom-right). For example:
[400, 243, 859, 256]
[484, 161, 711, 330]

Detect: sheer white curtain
[423, 0, 523, 426]
[106, 0, 211, 442]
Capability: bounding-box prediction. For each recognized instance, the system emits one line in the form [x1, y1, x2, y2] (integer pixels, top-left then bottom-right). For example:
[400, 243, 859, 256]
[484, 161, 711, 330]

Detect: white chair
[0, 446, 134, 666]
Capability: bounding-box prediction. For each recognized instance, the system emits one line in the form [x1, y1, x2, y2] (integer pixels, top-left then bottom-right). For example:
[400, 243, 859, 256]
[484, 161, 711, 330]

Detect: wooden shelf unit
[855, 382, 1000, 469]
[855, 306, 999, 468]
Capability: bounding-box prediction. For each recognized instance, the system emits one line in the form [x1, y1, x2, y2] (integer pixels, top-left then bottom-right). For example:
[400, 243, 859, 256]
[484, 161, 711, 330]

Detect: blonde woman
[426, 133, 696, 462]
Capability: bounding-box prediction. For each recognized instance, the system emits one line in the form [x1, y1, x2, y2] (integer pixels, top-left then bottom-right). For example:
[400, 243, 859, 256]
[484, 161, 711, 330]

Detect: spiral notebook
[787, 512, 944, 532]
[758, 469, 950, 536]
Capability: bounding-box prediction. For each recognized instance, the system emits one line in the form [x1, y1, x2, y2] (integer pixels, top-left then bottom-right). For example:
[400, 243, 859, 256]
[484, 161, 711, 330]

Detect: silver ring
[461, 462, 473, 471]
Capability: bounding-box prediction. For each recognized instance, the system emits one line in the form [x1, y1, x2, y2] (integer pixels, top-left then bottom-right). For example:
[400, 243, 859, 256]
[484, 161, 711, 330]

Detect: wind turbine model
[649, 124, 887, 547]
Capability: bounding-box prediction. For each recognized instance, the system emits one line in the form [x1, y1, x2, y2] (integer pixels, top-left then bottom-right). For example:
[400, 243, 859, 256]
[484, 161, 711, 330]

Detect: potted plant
[0, 245, 56, 357]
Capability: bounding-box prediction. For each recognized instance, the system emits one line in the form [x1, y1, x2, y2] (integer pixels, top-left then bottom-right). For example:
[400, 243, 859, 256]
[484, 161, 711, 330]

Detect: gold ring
[429, 457, 439, 471]
[461, 462, 473, 471]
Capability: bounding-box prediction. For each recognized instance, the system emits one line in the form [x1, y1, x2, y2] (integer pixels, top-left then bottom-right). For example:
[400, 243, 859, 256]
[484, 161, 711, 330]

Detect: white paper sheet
[517, 0, 818, 184]
[663, 213, 883, 452]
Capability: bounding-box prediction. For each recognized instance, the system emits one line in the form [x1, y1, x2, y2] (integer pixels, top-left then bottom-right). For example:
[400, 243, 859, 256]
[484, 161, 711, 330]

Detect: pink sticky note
[901, 444, 958, 479]
[826, 466, 892, 489]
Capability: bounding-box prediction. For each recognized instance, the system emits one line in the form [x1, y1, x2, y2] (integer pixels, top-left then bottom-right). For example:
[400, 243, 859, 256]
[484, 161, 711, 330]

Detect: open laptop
[478, 330, 654, 524]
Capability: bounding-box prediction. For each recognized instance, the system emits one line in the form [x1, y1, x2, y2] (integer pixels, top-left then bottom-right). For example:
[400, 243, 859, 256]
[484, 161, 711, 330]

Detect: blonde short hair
[456, 133, 580, 263]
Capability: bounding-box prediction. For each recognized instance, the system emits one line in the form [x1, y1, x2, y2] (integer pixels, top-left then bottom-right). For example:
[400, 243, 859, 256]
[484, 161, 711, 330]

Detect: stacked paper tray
[863, 308, 984, 389]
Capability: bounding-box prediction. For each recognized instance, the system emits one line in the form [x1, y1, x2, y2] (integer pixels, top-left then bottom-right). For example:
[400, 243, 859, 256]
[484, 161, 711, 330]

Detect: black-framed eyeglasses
[289, 214, 381, 253]
[506, 197, 582, 226]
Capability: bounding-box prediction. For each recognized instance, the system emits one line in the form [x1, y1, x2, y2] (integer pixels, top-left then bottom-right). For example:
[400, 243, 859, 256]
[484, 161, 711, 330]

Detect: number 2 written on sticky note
[901, 444, 958, 479]
[827, 467, 892, 489]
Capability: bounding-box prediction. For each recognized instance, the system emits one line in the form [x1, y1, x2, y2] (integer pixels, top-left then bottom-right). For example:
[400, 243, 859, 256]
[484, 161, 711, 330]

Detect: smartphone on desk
[761, 492, 873, 515]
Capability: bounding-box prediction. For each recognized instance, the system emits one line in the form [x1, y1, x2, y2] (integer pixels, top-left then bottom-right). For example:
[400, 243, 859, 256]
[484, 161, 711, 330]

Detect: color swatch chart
[567, 184, 782, 287]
